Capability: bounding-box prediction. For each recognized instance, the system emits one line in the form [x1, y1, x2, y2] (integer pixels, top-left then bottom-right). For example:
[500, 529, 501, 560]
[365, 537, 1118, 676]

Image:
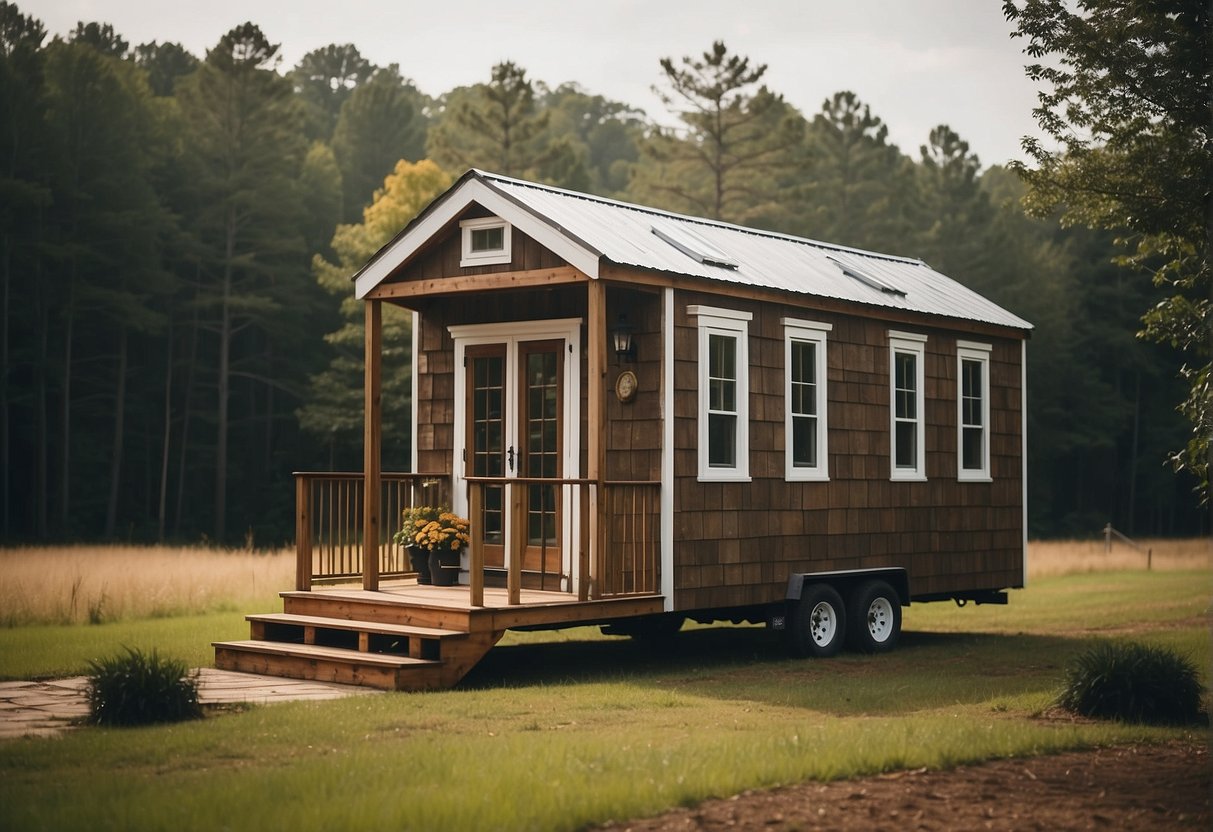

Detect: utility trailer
[215, 170, 1029, 689]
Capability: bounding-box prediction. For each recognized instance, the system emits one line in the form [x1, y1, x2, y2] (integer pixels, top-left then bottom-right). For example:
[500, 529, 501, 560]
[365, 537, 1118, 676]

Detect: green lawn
[1, 569, 1209, 831]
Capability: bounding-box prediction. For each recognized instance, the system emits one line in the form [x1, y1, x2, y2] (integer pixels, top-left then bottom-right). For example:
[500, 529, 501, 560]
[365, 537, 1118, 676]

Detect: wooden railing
[465, 477, 661, 606]
[294, 472, 451, 590]
[294, 471, 661, 603]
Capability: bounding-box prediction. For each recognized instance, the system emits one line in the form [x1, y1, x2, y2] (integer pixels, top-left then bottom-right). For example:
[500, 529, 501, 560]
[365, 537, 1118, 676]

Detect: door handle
[507, 445, 515, 473]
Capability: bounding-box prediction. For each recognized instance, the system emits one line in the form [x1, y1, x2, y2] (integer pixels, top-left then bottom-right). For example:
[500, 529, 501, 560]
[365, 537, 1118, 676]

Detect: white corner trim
[1021, 339, 1029, 588]
[661, 287, 675, 612]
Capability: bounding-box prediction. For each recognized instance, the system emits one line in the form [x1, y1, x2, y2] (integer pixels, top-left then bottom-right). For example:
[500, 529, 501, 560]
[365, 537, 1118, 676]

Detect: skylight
[651, 223, 739, 270]
[827, 254, 906, 297]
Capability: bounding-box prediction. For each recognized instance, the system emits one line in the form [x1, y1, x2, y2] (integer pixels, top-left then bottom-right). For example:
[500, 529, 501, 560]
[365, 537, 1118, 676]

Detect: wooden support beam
[364, 266, 586, 300]
[363, 301, 382, 592]
[507, 482, 522, 606]
[469, 483, 484, 608]
[295, 476, 312, 591]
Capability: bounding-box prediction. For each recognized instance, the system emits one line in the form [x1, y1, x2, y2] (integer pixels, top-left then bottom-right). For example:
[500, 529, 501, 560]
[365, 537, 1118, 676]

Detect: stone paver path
[0, 669, 380, 739]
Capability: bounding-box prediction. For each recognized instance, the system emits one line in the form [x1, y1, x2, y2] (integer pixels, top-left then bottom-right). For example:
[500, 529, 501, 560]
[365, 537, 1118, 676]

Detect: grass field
[0, 541, 1209, 831]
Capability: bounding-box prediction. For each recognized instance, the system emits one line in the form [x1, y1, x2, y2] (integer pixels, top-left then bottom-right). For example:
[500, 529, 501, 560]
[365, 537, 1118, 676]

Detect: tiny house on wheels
[214, 170, 1031, 691]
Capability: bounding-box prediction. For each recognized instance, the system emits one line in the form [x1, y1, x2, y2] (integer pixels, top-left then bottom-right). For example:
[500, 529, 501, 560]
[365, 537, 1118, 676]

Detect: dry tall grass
[1, 538, 1207, 626]
[0, 545, 292, 626]
[1027, 537, 1211, 578]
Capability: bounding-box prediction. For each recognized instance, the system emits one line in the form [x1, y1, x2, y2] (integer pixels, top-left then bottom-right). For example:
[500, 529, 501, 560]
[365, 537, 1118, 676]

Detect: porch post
[587, 279, 607, 598]
[363, 300, 382, 591]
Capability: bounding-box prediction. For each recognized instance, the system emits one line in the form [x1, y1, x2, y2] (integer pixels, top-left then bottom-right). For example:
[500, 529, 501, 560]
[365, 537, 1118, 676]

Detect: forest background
[0, 2, 1204, 546]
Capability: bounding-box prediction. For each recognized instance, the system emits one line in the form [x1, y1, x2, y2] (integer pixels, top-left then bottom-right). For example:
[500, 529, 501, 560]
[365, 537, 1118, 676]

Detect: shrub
[1056, 641, 1204, 725]
[85, 647, 202, 726]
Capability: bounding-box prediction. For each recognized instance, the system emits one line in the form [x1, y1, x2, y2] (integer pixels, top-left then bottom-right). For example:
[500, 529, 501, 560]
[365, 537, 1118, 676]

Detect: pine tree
[175, 22, 308, 541]
[331, 64, 427, 221]
[631, 41, 803, 223]
[426, 61, 553, 179]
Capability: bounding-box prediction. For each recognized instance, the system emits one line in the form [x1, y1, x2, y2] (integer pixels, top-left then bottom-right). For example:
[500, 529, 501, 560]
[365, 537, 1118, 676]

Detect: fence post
[1103, 522, 1112, 553]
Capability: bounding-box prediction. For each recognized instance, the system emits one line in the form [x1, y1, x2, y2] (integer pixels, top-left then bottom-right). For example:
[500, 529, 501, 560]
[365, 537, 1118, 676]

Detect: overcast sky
[27, 0, 1044, 169]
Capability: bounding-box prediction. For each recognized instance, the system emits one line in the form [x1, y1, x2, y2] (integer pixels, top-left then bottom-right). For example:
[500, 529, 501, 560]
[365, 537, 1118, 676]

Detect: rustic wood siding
[670, 287, 1024, 611]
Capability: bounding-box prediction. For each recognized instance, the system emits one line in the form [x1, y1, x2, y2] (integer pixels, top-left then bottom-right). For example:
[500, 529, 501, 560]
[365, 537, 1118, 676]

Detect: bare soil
[595, 741, 1210, 831]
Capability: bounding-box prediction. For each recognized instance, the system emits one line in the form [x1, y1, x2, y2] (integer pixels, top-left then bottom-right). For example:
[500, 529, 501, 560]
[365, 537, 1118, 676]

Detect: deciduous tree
[1004, 0, 1213, 500]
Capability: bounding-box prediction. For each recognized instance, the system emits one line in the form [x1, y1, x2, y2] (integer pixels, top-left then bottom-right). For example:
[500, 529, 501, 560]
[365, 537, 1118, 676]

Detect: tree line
[0, 3, 1203, 545]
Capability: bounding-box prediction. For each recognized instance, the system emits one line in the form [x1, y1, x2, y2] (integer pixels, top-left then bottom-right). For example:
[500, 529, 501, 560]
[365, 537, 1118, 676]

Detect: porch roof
[354, 169, 1032, 333]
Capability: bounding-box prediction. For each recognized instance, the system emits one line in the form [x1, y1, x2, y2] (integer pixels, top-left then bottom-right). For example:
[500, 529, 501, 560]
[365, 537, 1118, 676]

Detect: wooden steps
[213, 597, 503, 692]
[212, 640, 447, 691]
[213, 584, 665, 692]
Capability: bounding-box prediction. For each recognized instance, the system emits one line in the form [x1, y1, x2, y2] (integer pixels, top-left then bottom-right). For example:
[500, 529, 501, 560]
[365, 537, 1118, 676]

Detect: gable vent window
[652, 223, 738, 270]
[460, 217, 512, 267]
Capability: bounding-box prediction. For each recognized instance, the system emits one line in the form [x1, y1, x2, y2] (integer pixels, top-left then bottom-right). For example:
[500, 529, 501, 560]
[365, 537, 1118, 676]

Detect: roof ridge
[472, 169, 924, 267]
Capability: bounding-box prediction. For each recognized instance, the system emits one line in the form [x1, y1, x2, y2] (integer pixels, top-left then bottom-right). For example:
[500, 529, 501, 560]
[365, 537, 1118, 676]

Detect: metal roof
[364, 169, 1033, 333]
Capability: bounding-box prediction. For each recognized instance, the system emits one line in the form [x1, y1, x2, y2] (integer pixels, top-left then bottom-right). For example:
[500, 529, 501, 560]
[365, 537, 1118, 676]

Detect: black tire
[846, 580, 902, 653]
[787, 584, 847, 658]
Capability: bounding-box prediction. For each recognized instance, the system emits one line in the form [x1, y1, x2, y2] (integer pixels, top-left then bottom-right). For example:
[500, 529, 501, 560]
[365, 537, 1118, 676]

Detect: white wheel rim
[866, 597, 894, 643]
[809, 601, 837, 646]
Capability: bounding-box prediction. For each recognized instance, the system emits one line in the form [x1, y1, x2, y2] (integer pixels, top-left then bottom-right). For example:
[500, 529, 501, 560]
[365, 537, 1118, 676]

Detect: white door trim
[450, 318, 582, 588]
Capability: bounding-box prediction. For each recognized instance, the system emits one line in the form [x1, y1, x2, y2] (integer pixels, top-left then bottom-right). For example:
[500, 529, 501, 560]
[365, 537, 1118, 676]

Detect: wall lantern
[611, 315, 636, 362]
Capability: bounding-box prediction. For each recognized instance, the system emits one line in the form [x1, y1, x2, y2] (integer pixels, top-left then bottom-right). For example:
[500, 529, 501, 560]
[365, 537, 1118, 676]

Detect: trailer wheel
[846, 580, 901, 653]
[788, 584, 846, 658]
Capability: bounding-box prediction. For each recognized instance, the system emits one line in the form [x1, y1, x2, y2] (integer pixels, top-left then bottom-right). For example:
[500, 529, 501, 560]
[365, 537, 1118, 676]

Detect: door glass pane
[471, 354, 505, 543]
[524, 349, 559, 546]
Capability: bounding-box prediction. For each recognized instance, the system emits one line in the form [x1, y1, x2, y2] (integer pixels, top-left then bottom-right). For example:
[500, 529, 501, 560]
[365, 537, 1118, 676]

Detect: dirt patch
[595, 742, 1210, 831]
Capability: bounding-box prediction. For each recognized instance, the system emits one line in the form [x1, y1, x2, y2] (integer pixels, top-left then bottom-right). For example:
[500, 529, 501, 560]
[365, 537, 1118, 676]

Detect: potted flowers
[393, 506, 470, 587]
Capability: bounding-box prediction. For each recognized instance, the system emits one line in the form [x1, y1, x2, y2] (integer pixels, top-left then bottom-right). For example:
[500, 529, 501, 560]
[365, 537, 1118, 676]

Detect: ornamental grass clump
[85, 646, 202, 727]
[1056, 641, 1204, 725]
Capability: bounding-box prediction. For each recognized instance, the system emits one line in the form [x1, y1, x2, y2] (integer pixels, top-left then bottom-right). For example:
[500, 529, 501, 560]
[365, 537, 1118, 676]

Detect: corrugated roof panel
[479, 172, 1032, 332]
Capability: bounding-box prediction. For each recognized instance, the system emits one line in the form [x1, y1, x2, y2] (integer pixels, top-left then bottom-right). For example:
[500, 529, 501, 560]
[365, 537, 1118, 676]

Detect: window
[460, 216, 512, 267]
[689, 305, 751, 481]
[957, 341, 992, 480]
[783, 318, 831, 481]
[888, 331, 927, 481]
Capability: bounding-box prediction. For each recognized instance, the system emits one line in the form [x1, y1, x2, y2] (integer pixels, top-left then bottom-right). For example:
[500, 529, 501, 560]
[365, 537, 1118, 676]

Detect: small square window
[460, 217, 512, 267]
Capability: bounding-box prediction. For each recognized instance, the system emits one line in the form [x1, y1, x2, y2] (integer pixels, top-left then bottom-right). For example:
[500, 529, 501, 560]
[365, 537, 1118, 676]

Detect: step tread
[213, 640, 439, 667]
[246, 613, 464, 639]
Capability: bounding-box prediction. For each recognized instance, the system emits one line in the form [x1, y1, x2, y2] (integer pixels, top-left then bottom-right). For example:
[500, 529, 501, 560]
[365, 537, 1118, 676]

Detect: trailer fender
[785, 568, 910, 608]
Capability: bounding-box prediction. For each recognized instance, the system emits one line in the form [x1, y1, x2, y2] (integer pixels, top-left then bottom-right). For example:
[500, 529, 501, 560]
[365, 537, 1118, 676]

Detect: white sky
[27, 0, 1043, 168]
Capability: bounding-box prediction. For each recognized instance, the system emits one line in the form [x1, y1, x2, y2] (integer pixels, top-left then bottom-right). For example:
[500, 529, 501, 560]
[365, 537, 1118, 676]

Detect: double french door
[452, 320, 581, 590]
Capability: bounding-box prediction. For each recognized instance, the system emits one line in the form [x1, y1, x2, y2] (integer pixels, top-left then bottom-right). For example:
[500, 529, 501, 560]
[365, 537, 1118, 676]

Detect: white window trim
[888, 330, 927, 482]
[783, 318, 831, 481]
[957, 340, 993, 482]
[689, 305, 752, 482]
[459, 216, 512, 267]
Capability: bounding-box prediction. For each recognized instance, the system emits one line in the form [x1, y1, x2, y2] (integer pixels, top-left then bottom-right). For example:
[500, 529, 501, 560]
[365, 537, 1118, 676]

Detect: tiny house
[215, 170, 1031, 690]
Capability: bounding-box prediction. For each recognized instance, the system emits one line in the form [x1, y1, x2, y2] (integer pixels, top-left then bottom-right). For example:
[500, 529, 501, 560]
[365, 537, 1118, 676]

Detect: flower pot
[429, 549, 460, 587]
[408, 547, 432, 585]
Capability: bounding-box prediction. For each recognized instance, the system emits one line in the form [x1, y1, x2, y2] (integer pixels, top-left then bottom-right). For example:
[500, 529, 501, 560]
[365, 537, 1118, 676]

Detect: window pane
[962, 426, 983, 470]
[471, 225, 504, 252]
[792, 414, 817, 467]
[895, 421, 917, 468]
[708, 413, 736, 466]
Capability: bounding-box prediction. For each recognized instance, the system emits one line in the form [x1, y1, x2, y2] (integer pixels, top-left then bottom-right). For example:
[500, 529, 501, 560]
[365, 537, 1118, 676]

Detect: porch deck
[214, 578, 664, 692]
